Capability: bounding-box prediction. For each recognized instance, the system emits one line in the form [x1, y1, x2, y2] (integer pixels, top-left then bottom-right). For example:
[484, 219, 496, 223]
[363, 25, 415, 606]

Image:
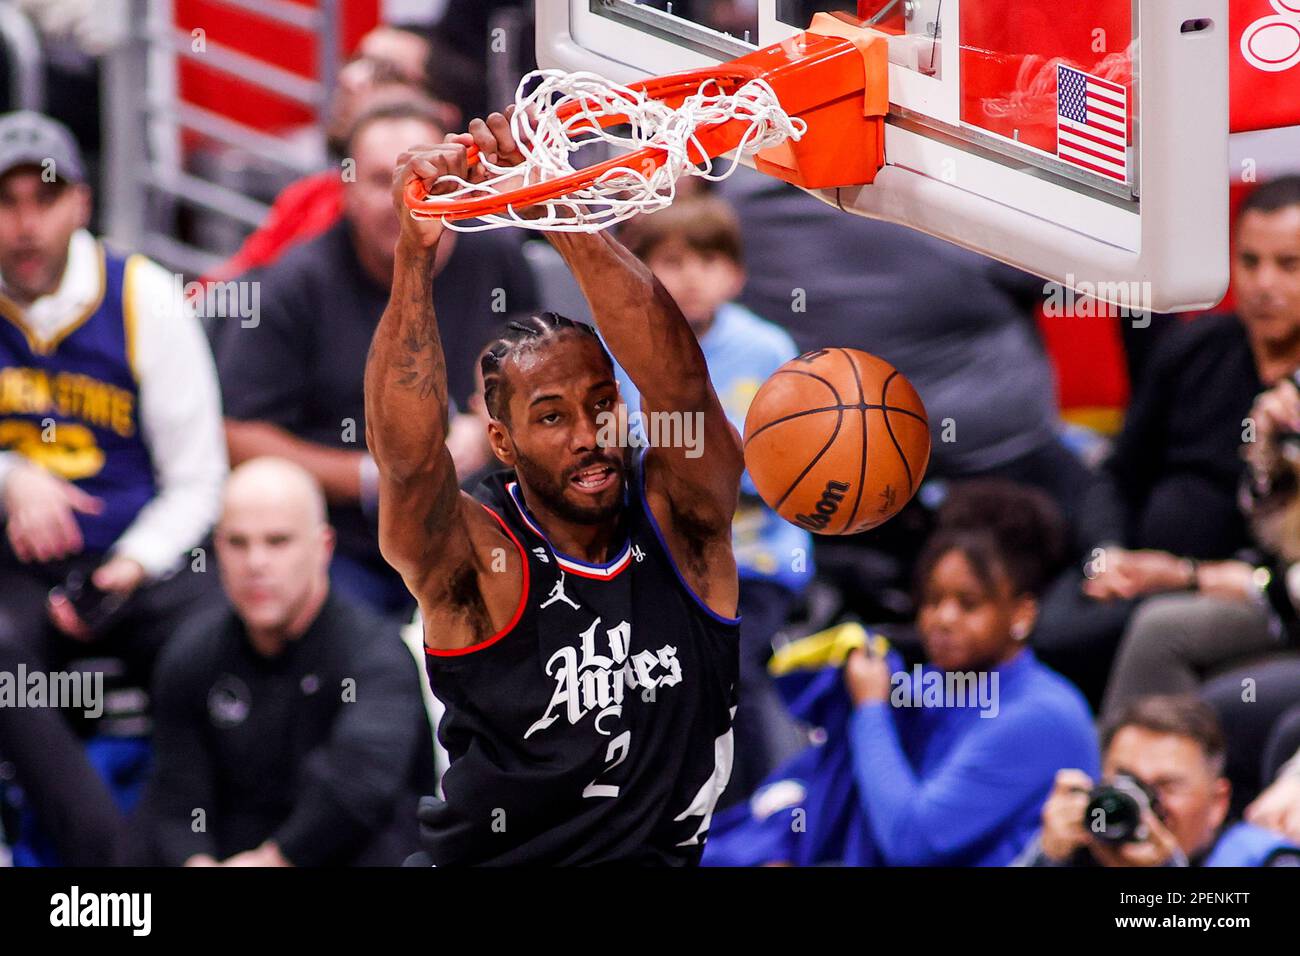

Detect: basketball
[743, 348, 931, 535]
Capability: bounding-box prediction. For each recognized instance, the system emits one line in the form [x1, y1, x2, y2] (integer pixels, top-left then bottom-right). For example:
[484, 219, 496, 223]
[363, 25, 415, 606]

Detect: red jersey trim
[554, 548, 633, 580]
[506, 481, 633, 581]
[425, 503, 530, 658]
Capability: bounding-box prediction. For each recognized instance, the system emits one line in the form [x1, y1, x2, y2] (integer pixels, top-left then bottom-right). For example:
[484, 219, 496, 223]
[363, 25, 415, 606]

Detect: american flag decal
[1056, 64, 1128, 183]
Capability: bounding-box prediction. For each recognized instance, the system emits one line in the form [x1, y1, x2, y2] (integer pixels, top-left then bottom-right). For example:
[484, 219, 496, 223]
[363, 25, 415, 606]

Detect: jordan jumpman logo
[540, 571, 581, 611]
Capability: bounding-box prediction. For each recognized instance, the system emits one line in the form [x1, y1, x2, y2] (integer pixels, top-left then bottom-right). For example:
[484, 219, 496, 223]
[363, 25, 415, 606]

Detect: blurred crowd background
[2, 0, 1300, 868]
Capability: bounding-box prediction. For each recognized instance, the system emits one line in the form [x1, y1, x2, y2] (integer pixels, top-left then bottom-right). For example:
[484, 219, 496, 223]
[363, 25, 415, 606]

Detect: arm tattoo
[390, 257, 445, 402]
[393, 322, 445, 401]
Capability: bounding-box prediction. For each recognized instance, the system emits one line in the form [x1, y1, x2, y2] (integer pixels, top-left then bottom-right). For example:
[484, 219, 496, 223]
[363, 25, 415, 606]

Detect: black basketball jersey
[421, 454, 740, 865]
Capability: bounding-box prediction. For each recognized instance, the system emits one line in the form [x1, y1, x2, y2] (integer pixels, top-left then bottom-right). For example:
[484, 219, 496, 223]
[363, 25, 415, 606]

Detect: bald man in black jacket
[141, 458, 434, 866]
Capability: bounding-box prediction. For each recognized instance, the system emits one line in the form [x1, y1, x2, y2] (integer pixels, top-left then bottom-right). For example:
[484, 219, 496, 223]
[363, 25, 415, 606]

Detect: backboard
[536, 1, 1231, 312]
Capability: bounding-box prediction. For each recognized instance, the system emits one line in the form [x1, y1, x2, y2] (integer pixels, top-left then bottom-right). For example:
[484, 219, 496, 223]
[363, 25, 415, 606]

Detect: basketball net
[406, 68, 808, 233]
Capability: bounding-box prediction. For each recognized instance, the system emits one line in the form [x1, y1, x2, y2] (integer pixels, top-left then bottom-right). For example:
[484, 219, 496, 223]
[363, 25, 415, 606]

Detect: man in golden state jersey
[0, 111, 228, 865]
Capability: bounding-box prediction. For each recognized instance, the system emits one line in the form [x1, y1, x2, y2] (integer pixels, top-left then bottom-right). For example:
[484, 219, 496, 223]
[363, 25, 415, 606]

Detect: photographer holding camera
[1019, 695, 1300, 867]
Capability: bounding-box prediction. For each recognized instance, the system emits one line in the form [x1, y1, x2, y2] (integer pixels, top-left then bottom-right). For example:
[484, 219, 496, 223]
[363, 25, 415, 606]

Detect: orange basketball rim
[404, 13, 890, 223]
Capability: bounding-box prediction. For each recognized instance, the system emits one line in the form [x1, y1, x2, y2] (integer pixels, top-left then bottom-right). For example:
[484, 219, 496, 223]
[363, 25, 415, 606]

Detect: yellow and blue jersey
[0, 245, 158, 554]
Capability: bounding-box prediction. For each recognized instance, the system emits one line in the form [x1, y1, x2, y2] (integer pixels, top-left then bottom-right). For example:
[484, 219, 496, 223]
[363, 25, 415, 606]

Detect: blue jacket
[703, 625, 1098, 866]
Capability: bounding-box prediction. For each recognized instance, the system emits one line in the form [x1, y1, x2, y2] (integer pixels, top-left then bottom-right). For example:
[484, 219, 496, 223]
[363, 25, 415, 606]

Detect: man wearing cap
[0, 111, 227, 865]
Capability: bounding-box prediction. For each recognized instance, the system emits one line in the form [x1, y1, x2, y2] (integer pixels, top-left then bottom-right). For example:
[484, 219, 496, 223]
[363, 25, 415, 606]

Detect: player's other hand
[465, 108, 528, 172]
[392, 141, 473, 248]
[394, 109, 535, 241]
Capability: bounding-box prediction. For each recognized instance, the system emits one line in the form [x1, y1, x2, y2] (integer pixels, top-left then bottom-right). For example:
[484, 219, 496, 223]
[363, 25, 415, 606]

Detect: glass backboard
[536, 1, 1231, 312]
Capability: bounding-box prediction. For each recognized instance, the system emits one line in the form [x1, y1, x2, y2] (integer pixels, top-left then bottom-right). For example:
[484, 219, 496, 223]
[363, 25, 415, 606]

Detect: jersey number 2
[582, 730, 631, 799]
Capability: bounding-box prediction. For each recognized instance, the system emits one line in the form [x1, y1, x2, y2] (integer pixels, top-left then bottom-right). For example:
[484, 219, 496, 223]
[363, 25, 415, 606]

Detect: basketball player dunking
[364, 114, 744, 865]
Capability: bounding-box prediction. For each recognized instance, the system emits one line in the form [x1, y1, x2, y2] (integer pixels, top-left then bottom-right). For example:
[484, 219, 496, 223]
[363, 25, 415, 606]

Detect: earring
[1011, 622, 1030, 641]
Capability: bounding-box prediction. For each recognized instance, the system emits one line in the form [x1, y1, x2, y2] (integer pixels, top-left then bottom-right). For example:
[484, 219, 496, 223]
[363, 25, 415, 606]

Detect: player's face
[1234, 206, 1300, 342]
[0, 170, 89, 303]
[1102, 727, 1230, 857]
[644, 238, 745, 333]
[497, 335, 630, 525]
[915, 549, 1032, 672]
[215, 498, 333, 635]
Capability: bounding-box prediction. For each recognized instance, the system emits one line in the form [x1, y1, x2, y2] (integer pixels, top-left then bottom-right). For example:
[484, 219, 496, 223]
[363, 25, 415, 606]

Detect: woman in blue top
[704, 480, 1099, 866]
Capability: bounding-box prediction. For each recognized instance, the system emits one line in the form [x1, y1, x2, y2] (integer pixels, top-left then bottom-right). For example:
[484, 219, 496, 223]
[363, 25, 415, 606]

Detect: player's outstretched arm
[549, 229, 743, 486]
[549, 227, 743, 614]
[364, 143, 523, 647]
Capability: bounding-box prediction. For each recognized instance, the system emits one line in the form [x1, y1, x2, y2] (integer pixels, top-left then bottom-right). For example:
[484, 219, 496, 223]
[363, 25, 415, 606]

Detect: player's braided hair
[480, 312, 611, 422]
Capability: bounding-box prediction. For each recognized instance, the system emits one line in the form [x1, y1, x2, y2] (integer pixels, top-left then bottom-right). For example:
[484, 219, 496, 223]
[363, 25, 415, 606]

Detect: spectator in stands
[142, 458, 434, 867]
[704, 482, 1097, 866]
[616, 197, 810, 805]
[1099, 380, 1300, 813]
[1077, 176, 1300, 709]
[338, 25, 441, 121]
[213, 99, 539, 618]
[208, 24, 472, 284]
[1021, 695, 1300, 866]
[0, 111, 227, 865]
[1101, 371, 1300, 718]
[328, 24, 473, 163]
[1092, 172, 1300, 541]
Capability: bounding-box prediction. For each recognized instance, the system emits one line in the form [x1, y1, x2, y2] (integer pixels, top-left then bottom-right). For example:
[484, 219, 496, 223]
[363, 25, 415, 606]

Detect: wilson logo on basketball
[795, 479, 851, 531]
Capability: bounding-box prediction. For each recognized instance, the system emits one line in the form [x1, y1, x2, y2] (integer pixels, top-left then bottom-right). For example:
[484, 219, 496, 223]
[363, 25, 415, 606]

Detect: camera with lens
[1083, 773, 1163, 845]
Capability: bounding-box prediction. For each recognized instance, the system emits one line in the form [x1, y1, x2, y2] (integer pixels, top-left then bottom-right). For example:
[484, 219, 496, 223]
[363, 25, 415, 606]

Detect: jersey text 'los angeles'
[421, 455, 740, 865]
